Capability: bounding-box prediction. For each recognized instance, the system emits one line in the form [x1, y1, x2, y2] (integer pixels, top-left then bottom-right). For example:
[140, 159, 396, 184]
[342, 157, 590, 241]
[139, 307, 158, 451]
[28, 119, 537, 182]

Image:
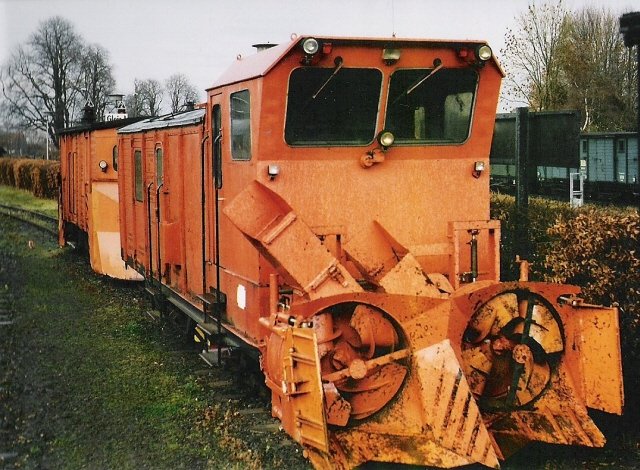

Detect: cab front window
[285, 67, 382, 146]
[385, 68, 477, 144]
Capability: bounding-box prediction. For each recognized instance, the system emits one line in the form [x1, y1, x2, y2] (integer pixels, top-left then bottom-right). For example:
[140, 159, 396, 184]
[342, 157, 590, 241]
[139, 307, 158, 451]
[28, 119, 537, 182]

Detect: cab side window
[230, 90, 251, 160]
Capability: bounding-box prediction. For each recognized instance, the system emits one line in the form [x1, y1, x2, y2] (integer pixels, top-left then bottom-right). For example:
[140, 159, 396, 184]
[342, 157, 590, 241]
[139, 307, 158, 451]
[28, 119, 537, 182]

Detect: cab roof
[208, 35, 504, 91]
[118, 108, 205, 134]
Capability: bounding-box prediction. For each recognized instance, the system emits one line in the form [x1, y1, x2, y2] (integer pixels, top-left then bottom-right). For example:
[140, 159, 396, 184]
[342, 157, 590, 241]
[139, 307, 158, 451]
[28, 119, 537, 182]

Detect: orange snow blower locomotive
[109, 36, 623, 468]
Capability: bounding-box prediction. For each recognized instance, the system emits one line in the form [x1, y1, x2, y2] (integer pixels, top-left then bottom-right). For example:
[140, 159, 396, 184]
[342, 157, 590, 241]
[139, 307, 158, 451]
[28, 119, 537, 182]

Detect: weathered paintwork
[117, 109, 206, 293]
[59, 122, 142, 280]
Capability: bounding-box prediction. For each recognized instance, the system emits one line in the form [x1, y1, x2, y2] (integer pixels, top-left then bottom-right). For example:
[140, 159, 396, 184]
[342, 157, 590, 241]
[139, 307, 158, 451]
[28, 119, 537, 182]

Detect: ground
[0, 210, 309, 469]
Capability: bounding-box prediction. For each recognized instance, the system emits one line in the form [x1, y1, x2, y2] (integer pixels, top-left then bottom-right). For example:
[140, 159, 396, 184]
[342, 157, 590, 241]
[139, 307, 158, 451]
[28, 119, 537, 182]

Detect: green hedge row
[0, 157, 60, 199]
[491, 193, 638, 311]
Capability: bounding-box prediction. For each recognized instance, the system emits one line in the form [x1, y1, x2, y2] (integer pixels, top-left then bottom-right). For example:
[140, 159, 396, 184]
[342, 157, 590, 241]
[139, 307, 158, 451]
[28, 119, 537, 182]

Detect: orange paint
[59, 121, 142, 280]
[61, 36, 623, 468]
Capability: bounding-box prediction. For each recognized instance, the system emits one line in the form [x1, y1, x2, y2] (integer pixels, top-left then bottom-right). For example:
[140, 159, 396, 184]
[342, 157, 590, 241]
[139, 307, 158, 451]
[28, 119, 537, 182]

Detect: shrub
[31, 161, 60, 199]
[0, 157, 60, 199]
[14, 159, 36, 191]
[490, 193, 578, 281]
[0, 158, 17, 186]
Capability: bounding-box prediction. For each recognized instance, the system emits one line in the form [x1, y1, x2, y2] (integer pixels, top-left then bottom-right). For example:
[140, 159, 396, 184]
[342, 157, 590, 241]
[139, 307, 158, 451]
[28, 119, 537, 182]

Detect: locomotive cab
[207, 37, 503, 341]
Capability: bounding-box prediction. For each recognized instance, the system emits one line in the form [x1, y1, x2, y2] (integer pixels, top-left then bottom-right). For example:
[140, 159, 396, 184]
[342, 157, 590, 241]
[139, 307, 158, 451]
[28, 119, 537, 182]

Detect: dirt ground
[0, 209, 638, 470]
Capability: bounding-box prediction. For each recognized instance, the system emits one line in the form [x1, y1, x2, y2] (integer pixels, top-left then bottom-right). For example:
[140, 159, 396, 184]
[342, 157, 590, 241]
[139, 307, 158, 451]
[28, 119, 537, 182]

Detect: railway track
[0, 203, 58, 237]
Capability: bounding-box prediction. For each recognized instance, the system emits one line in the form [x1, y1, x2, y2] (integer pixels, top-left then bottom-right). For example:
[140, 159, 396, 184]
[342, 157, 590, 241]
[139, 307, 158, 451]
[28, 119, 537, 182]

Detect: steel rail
[0, 203, 58, 237]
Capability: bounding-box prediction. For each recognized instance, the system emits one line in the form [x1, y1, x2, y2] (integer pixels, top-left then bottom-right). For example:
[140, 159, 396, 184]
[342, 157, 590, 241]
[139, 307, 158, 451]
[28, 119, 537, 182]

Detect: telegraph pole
[620, 12, 640, 211]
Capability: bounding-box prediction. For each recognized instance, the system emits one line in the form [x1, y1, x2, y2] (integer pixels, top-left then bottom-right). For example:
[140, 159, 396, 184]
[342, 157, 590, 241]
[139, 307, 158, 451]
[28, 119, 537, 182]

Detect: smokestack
[252, 43, 277, 52]
[81, 101, 96, 124]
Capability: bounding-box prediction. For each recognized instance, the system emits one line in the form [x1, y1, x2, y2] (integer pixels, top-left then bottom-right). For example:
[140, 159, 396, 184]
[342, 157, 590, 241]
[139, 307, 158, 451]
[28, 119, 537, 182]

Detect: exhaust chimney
[252, 43, 277, 52]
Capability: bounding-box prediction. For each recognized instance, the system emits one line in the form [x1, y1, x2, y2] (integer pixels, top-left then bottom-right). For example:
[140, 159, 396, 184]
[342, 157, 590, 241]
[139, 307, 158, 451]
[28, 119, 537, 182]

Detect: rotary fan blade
[342, 363, 407, 419]
[464, 292, 518, 343]
[462, 291, 563, 408]
[316, 303, 408, 422]
[529, 303, 564, 354]
[461, 343, 493, 396]
[351, 304, 399, 359]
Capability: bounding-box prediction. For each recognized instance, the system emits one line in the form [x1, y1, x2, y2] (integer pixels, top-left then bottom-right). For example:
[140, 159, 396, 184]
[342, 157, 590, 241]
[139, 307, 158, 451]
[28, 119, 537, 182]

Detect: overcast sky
[0, 0, 637, 109]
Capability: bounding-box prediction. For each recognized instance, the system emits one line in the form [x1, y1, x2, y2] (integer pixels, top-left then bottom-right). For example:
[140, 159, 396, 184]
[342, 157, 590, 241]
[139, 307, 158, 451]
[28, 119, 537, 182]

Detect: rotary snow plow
[225, 182, 623, 469]
[257, 284, 623, 468]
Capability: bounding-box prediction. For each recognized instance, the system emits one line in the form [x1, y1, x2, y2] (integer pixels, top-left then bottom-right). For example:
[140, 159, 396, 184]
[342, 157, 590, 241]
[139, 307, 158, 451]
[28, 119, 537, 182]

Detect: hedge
[0, 157, 60, 199]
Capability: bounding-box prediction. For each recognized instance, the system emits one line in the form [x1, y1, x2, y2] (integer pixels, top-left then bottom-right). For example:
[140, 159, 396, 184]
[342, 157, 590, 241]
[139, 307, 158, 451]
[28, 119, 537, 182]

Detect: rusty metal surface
[563, 301, 624, 414]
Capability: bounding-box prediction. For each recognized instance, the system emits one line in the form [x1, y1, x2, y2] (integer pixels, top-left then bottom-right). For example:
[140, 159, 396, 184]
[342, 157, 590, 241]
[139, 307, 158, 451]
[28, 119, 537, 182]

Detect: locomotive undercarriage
[224, 182, 623, 469]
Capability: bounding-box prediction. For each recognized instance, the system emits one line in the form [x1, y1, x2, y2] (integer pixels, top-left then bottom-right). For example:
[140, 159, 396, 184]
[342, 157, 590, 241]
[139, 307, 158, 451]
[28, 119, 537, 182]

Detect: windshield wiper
[390, 62, 444, 106]
[312, 57, 344, 99]
[406, 62, 443, 95]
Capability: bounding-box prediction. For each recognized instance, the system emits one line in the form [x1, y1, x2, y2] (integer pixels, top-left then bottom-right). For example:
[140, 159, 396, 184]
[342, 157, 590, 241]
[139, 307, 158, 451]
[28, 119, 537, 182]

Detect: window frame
[155, 145, 164, 186]
[384, 67, 479, 146]
[212, 103, 223, 188]
[284, 66, 384, 147]
[112, 145, 118, 172]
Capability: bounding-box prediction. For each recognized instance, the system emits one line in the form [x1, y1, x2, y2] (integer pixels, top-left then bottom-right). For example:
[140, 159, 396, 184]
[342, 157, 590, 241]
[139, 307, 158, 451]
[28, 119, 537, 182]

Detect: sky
[0, 0, 637, 110]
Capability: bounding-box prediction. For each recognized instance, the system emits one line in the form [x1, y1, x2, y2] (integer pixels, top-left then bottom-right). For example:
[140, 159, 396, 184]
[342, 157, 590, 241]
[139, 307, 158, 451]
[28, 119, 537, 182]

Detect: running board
[167, 295, 220, 336]
[161, 286, 248, 352]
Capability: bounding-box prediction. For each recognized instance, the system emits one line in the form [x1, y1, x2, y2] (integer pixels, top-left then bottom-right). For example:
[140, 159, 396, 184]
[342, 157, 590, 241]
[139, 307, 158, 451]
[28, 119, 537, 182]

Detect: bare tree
[561, 7, 637, 131]
[124, 92, 143, 118]
[77, 44, 116, 120]
[500, 1, 569, 111]
[137, 79, 164, 116]
[501, 2, 637, 131]
[165, 73, 199, 113]
[0, 16, 116, 148]
[0, 17, 84, 147]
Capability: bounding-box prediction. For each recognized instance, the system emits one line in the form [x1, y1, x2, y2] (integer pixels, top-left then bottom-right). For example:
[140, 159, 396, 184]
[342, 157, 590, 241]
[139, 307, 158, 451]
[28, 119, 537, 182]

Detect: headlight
[377, 131, 395, 148]
[476, 44, 492, 62]
[302, 38, 320, 55]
